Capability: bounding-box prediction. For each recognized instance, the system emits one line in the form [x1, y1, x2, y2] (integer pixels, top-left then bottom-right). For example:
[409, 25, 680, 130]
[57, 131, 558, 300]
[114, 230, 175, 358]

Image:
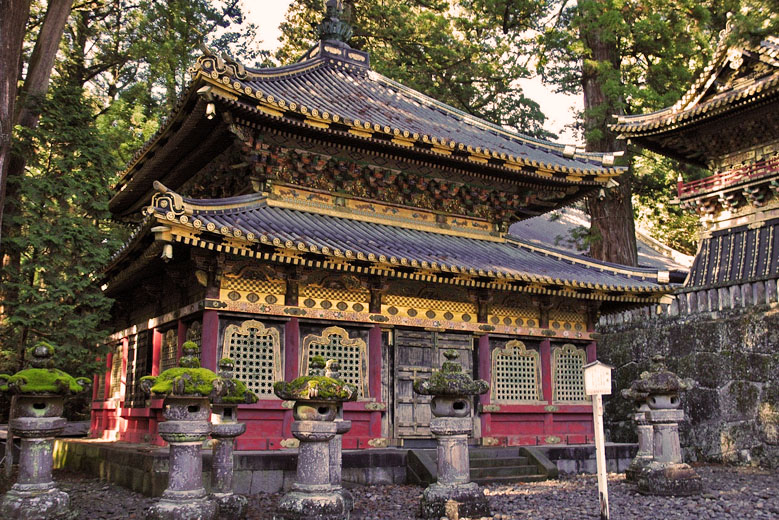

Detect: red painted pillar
[477, 334, 491, 439]
[152, 328, 162, 376]
[586, 341, 597, 363]
[201, 310, 219, 371]
[368, 326, 383, 438]
[120, 336, 130, 401]
[283, 318, 300, 439]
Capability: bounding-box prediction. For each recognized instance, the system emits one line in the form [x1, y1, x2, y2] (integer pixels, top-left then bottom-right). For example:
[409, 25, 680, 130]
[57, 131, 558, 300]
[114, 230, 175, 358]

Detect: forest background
[0, 0, 776, 378]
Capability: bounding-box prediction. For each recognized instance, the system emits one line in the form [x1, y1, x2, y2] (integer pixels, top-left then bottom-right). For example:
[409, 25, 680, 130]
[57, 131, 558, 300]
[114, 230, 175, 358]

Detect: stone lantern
[209, 358, 257, 519]
[0, 342, 91, 520]
[621, 377, 654, 482]
[626, 356, 702, 496]
[140, 341, 221, 520]
[273, 356, 358, 520]
[413, 349, 490, 520]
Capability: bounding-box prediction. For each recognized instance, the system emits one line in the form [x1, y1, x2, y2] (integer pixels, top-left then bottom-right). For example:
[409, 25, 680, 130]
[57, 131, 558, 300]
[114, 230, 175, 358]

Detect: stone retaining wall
[597, 304, 779, 468]
[52, 440, 407, 497]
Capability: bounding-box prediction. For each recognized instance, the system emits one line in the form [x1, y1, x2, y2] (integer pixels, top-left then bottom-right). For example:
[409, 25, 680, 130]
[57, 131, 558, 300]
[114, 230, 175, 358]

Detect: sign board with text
[584, 360, 613, 396]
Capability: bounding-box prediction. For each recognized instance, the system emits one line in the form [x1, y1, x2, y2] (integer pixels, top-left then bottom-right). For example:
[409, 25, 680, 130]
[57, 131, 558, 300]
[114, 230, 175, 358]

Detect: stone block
[232, 468, 253, 495]
[250, 470, 284, 493]
[719, 381, 760, 422]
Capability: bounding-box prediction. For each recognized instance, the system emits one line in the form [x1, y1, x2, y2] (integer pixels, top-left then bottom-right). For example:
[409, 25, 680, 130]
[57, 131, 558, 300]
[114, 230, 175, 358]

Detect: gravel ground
[2, 464, 776, 519]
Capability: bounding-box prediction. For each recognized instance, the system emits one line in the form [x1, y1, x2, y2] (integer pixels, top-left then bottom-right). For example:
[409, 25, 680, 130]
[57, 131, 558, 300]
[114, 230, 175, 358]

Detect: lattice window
[222, 320, 282, 397]
[491, 340, 541, 402]
[109, 343, 123, 398]
[160, 329, 178, 372]
[552, 343, 587, 402]
[186, 321, 202, 362]
[301, 327, 368, 398]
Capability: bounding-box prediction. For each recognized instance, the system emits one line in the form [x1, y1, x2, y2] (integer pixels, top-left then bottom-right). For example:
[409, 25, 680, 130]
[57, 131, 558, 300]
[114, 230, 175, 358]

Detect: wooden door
[393, 328, 473, 439]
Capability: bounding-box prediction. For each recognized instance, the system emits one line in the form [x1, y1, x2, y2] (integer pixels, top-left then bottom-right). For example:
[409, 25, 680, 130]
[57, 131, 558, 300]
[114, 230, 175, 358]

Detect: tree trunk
[0, 0, 33, 247]
[0, 0, 73, 259]
[579, 0, 637, 266]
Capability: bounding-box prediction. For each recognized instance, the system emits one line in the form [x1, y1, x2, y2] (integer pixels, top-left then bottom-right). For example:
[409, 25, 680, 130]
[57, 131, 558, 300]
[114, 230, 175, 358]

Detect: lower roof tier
[118, 185, 672, 300]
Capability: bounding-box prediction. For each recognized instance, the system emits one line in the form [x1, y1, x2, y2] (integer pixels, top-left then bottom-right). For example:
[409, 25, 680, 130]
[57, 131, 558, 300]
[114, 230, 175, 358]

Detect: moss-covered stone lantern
[209, 358, 257, 519]
[413, 349, 490, 520]
[272, 356, 358, 520]
[0, 342, 90, 520]
[140, 341, 221, 520]
[626, 356, 702, 496]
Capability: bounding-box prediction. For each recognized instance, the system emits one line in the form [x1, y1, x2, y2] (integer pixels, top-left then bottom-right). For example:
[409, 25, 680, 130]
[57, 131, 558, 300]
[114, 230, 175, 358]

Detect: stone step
[469, 456, 529, 468]
[469, 448, 522, 459]
[470, 464, 539, 479]
[472, 474, 549, 485]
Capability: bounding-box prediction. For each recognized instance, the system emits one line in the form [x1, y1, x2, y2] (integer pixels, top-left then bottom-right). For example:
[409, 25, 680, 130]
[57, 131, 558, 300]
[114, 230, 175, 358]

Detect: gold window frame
[300, 326, 369, 398]
[222, 319, 282, 398]
[490, 340, 542, 403]
[552, 343, 588, 403]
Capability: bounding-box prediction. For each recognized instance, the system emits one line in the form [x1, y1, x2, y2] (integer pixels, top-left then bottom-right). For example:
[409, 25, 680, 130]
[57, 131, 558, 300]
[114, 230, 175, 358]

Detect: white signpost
[584, 360, 614, 520]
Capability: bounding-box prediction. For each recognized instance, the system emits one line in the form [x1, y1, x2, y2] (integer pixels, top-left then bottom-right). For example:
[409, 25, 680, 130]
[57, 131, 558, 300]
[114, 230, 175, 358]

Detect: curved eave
[143, 192, 671, 300]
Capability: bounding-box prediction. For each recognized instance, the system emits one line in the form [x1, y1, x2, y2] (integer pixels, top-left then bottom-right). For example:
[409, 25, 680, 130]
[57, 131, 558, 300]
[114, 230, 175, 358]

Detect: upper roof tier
[111, 28, 625, 217]
[611, 33, 779, 167]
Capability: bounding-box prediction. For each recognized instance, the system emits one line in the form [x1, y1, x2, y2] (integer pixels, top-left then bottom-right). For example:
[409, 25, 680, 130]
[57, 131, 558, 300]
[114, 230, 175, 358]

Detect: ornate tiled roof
[112, 36, 629, 216]
[190, 44, 622, 177]
[137, 184, 671, 300]
[611, 35, 779, 138]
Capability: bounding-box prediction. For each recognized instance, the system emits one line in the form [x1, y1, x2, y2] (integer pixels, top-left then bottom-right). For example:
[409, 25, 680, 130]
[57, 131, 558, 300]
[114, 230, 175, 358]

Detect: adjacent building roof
[685, 217, 779, 289]
[509, 207, 693, 274]
[611, 34, 779, 166]
[129, 185, 671, 302]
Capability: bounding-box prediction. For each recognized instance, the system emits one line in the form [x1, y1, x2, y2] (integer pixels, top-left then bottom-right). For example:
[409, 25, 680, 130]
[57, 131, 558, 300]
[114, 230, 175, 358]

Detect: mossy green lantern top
[0, 342, 91, 396]
[621, 355, 695, 410]
[413, 350, 488, 418]
[140, 342, 257, 404]
[274, 356, 358, 421]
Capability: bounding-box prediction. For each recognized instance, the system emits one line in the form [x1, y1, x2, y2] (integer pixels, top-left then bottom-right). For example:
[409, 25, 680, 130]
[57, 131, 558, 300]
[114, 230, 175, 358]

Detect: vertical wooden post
[584, 361, 613, 520]
[103, 351, 113, 400]
[368, 325, 383, 438]
[540, 339, 552, 402]
[592, 393, 609, 519]
[201, 310, 219, 371]
[587, 341, 597, 363]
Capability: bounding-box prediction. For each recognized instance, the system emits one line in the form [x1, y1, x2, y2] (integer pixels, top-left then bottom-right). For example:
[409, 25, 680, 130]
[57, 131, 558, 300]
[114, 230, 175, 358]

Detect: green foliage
[0, 368, 86, 395]
[632, 150, 705, 255]
[144, 368, 220, 397]
[277, 0, 553, 137]
[1, 82, 122, 376]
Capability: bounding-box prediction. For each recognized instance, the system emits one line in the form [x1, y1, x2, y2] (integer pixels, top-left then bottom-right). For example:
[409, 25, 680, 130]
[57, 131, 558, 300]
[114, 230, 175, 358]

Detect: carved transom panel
[186, 321, 202, 361]
[222, 320, 282, 397]
[160, 329, 179, 372]
[301, 326, 368, 398]
[491, 340, 541, 403]
[552, 343, 587, 403]
[109, 343, 123, 398]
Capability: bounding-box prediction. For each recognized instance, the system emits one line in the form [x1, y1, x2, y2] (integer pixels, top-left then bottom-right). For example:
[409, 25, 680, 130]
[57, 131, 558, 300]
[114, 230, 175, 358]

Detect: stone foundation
[597, 305, 779, 468]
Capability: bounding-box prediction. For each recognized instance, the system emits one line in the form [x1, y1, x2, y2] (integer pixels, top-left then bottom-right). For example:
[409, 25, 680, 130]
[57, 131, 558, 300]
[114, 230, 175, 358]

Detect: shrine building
[612, 32, 779, 310]
[91, 3, 672, 451]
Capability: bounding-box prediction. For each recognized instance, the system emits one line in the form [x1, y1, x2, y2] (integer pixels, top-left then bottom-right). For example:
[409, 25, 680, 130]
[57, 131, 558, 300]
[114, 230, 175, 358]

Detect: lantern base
[274, 489, 349, 520]
[145, 491, 217, 520]
[212, 492, 247, 520]
[420, 481, 490, 520]
[636, 462, 702, 496]
[1, 485, 74, 520]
